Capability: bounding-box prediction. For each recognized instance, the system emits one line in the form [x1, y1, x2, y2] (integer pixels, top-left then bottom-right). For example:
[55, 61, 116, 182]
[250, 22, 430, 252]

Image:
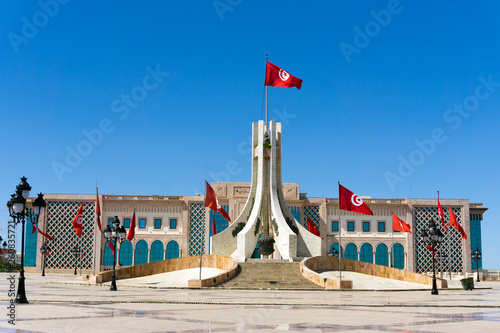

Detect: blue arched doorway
[165, 240, 179, 259]
[391, 243, 405, 269]
[344, 243, 358, 261]
[135, 240, 148, 265]
[375, 243, 389, 267]
[150, 240, 164, 262]
[360, 243, 373, 263]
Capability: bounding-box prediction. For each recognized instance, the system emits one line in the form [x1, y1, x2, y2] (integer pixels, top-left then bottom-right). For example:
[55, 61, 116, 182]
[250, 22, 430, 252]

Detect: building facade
[25, 183, 487, 275]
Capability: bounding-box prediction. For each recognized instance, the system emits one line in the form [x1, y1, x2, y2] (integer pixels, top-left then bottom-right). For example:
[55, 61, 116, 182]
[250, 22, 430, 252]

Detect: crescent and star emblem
[351, 194, 363, 207]
[279, 69, 290, 81]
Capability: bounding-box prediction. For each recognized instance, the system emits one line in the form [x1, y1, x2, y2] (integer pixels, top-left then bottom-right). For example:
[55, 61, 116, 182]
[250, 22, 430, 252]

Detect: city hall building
[24, 182, 486, 276]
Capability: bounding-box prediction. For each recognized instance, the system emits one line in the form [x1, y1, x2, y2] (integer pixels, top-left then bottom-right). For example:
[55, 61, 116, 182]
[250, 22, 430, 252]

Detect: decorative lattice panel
[45, 201, 95, 269]
[189, 203, 205, 256]
[304, 205, 319, 229]
[414, 207, 463, 273]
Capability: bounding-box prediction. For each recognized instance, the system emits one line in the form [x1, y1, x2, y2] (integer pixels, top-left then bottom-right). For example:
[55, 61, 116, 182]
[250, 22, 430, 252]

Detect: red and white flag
[338, 184, 373, 215]
[306, 217, 320, 237]
[205, 181, 231, 222]
[127, 211, 136, 241]
[449, 207, 466, 239]
[392, 213, 411, 233]
[265, 62, 303, 90]
[96, 188, 102, 232]
[212, 216, 217, 236]
[437, 197, 448, 231]
[72, 203, 84, 237]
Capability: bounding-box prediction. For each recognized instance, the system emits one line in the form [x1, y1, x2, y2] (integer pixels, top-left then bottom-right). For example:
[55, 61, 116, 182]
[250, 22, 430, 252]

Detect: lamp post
[6, 177, 45, 304]
[419, 219, 444, 295]
[103, 216, 127, 291]
[72, 246, 80, 275]
[474, 248, 482, 283]
[40, 242, 50, 276]
[436, 250, 447, 279]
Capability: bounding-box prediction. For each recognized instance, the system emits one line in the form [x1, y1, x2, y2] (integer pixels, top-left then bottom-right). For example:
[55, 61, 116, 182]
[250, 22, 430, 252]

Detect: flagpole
[391, 223, 394, 269]
[93, 186, 98, 276]
[79, 231, 82, 276]
[266, 54, 268, 127]
[338, 181, 342, 281]
[200, 180, 207, 281]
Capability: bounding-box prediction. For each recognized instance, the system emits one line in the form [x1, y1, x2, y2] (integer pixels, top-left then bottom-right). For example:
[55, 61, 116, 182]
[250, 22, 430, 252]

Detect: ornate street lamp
[420, 219, 443, 295]
[474, 248, 482, 283]
[40, 243, 50, 276]
[103, 216, 127, 291]
[6, 177, 44, 304]
[72, 246, 80, 275]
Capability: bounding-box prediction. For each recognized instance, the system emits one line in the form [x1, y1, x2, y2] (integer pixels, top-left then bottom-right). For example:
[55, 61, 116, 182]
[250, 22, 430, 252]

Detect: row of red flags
[204, 180, 465, 239]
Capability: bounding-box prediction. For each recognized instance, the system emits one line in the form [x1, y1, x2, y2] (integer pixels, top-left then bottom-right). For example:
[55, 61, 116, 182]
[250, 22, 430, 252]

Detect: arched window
[165, 240, 180, 259]
[329, 242, 343, 257]
[375, 243, 389, 267]
[119, 240, 132, 266]
[360, 243, 373, 263]
[103, 240, 115, 266]
[150, 240, 164, 262]
[391, 243, 405, 269]
[344, 243, 358, 261]
[134, 240, 148, 265]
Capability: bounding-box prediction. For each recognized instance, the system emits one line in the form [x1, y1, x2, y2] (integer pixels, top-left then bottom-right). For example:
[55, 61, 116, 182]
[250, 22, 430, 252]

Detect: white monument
[211, 120, 322, 261]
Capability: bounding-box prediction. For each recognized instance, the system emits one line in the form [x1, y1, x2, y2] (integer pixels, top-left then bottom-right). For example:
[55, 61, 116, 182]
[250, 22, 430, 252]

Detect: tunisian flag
[265, 62, 303, 90]
[437, 197, 448, 231]
[72, 203, 84, 237]
[205, 181, 231, 222]
[449, 207, 466, 239]
[392, 213, 411, 233]
[338, 184, 373, 215]
[306, 217, 320, 237]
[127, 211, 136, 241]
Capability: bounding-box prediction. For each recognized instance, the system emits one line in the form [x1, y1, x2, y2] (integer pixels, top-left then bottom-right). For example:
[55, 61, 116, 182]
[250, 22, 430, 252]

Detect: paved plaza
[1, 272, 500, 332]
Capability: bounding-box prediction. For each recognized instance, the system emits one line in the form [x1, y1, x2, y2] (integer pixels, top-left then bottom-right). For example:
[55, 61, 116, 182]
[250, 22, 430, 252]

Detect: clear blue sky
[1, 1, 499, 268]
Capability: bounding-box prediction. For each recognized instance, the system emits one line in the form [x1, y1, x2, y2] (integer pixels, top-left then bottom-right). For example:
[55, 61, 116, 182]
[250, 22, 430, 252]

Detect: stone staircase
[218, 259, 323, 290]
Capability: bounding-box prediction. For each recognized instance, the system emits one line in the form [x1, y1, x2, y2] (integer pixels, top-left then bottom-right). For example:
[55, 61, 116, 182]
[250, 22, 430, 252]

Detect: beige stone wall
[94, 254, 238, 288]
[300, 256, 448, 290]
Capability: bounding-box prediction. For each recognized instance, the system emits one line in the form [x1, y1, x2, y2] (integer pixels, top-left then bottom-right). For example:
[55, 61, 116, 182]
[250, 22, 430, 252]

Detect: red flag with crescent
[72, 203, 83, 237]
[265, 62, 303, 90]
[338, 184, 373, 215]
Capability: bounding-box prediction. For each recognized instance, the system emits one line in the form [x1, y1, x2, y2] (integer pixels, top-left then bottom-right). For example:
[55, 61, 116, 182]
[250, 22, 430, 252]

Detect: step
[218, 260, 323, 290]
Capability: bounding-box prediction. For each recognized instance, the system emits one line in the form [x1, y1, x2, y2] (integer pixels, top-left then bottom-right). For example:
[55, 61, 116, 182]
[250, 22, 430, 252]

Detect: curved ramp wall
[93, 254, 238, 288]
[301, 256, 448, 290]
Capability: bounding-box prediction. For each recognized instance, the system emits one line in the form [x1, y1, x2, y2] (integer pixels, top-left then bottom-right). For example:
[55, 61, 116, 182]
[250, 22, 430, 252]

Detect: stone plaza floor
[1, 272, 499, 332]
